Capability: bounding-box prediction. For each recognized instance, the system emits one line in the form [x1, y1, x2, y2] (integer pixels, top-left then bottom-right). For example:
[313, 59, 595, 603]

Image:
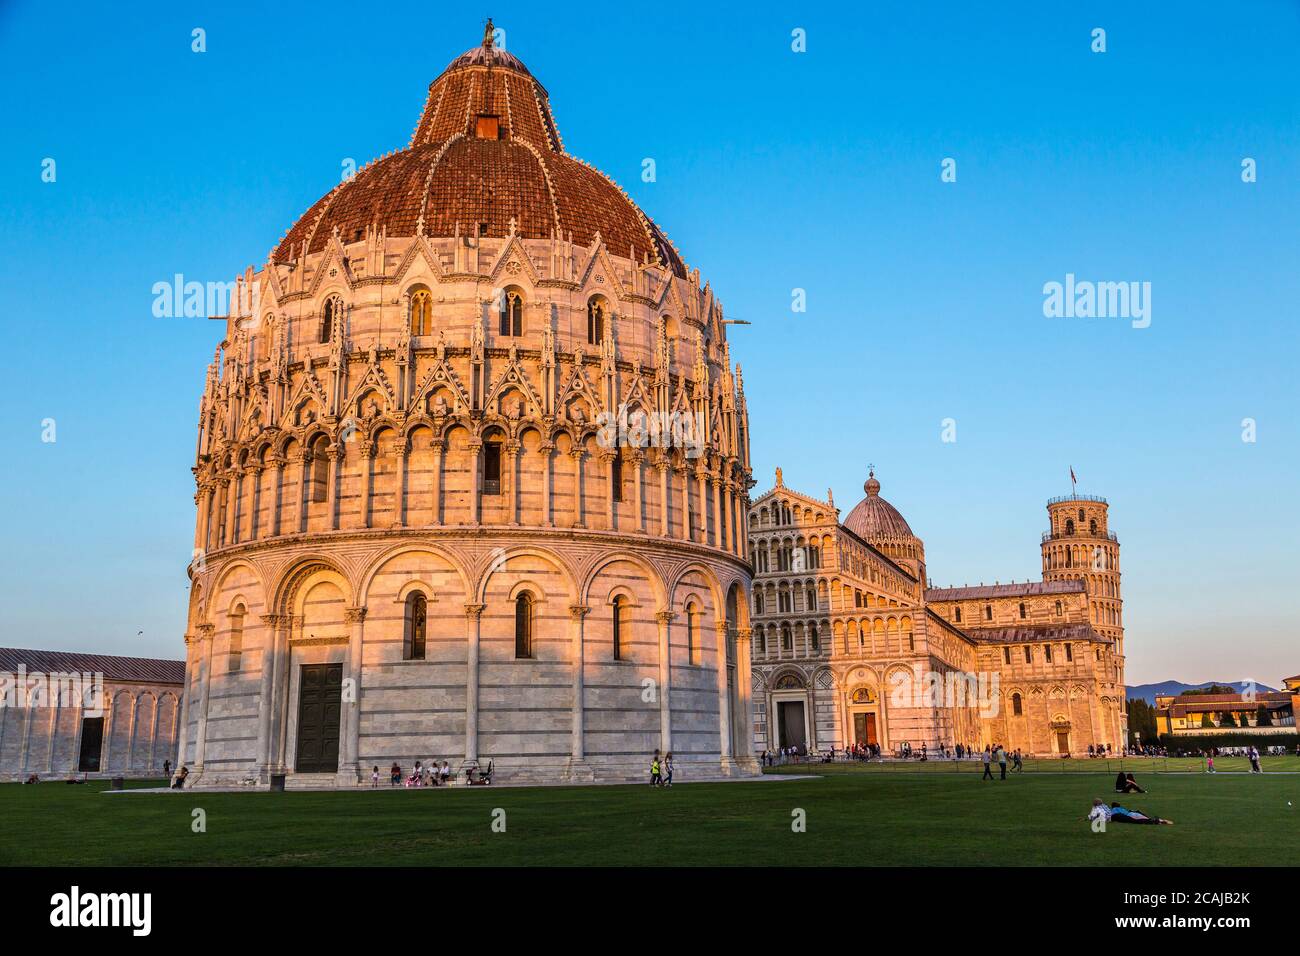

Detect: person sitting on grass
[171, 766, 189, 789]
[1109, 802, 1173, 825]
[1114, 771, 1146, 794]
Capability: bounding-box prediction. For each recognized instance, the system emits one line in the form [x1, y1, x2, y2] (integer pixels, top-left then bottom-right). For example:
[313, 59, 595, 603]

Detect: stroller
[465, 759, 494, 785]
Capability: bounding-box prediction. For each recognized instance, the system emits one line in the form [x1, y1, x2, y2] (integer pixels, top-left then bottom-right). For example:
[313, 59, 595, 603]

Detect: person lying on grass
[1083, 799, 1173, 826]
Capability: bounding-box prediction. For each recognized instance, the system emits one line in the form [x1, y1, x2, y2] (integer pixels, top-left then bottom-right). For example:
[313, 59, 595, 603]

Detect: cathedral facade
[179, 26, 757, 788]
[748, 471, 1126, 757]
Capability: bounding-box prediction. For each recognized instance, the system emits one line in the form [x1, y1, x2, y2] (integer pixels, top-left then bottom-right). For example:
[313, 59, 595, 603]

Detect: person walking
[650, 750, 662, 787]
[1012, 749, 1024, 773]
[996, 744, 1008, 780]
[664, 752, 674, 788]
[981, 747, 994, 781]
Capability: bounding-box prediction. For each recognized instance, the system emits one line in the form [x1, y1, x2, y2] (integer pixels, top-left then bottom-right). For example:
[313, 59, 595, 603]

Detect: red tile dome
[273, 24, 684, 275]
[844, 471, 915, 541]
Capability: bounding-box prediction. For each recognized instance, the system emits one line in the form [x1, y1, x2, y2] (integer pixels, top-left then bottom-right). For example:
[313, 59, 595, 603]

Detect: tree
[1200, 712, 1215, 728]
[1219, 711, 1238, 728]
[1256, 706, 1273, 727]
[1126, 697, 1157, 746]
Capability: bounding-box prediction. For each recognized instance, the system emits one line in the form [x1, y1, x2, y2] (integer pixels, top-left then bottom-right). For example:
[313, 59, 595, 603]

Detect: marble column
[540, 441, 554, 526]
[656, 459, 670, 537]
[392, 438, 409, 527]
[175, 636, 194, 771]
[714, 621, 733, 768]
[361, 440, 376, 528]
[656, 611, 676, 751]
[505, 441, 520, 525]
[249, 466, 264, 540]
[736, 626, 757, 767]
[191, 624, 215, 774]
[631, 451, 646, 532]
[342, 606, 366, 783]
[255, 614, 284, 778]
[468, 440, 483, 525]
[270, 455, 286, 537]
[429, 439, 445, 526]
[570, 448, 584, 527]
[464, 604, 485, 760]
[569, 605, 590, 761]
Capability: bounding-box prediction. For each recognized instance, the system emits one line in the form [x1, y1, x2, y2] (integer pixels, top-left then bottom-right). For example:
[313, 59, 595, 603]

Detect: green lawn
[2, 768, 1296, 866]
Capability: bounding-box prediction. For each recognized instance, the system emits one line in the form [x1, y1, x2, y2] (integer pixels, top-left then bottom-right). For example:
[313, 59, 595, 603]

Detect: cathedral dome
[844, 471, 915, 540]
[272, 24, 684, 275]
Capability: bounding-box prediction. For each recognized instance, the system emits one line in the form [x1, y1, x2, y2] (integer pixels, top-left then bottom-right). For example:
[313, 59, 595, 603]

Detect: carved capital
[429, 439, 446, 454]
[655, 610, 677, 625]
[259, 613, 288, 629]
[344, 606, 368, 625]
[196, 623, 216, 640]
[569, 604, 591, 620]
[736, 627, 753, 644]
[464, 603, 486, 620]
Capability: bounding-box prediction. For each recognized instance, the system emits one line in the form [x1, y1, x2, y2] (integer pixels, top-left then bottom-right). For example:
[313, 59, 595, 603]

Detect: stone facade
[0, 649, 184, 781]
[749, 472, 1126, 757]
[180, 26, 757, 788]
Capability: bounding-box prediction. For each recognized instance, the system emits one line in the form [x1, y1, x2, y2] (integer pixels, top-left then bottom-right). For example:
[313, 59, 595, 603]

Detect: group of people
[980, 745, 1024, 779]
[380, 760, 452, 787]
[649, 750, 675, 787]
[1204, 744, 1269, 773]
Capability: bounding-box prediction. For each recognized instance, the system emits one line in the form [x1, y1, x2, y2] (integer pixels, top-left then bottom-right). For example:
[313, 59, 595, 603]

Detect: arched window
[612, 595, 630, 661]
[404, 592, 427, 661]
[781, 624, 792, 651]
[1089, 518, 1097, 535]
[309, 436, 330, 503]
[515, 592, 534, 659]
[410, 289, 432, 336]
[1012, 692, 1023, 716]
[754, 592, 764, 615]
[587, 297, 605, 344]
[1078, 508, 1085, 522]
[1019, 602, 1026, 619]
[954, 606, 962, 623]
[1065, 518, 1075, 535]
[610, 449, 623, 502]
[1055, 599, 1063, 616]
[809, 622, 820, 651]
[320, 295, 342, 344]
[228, 605, 245, 672]
[499, 288, 523, 337]
[685, 601, 699, 665]
[482, 437, 502, 495]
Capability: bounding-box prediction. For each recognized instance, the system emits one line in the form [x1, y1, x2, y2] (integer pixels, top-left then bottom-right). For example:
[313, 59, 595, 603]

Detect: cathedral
[747, 470, 1126, 756]
[178, 25, 757, 787]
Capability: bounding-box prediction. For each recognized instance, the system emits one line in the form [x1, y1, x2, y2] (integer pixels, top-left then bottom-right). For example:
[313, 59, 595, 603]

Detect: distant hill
[1126, 680, 1277, 705]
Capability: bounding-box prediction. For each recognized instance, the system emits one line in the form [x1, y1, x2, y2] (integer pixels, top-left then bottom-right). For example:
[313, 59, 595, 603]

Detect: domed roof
[843, 471, 915, 540]
[273, 23, 685, 276]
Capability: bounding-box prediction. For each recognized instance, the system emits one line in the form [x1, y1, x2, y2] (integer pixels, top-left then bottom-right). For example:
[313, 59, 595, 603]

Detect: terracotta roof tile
[0, 647, 184, 685]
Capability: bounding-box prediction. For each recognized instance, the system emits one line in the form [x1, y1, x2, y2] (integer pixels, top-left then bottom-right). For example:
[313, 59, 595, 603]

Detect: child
[1206, 754, 1215, 774]
[390, 762, 401, 786]
[650, 751, 662, 787]
[371, 765, 380, 788]
[664, 752, 674, 788]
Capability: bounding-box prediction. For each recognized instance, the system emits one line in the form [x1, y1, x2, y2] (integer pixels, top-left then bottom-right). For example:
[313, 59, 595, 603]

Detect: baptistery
[179, 24, 757, 787]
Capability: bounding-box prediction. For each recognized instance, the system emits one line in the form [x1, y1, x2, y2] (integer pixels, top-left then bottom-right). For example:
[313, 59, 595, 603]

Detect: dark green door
[295, 663, 342, 773]
[78, 716, 104, 772]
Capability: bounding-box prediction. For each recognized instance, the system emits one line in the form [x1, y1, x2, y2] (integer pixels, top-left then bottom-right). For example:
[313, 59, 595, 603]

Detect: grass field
[2, 766, 1296, 867]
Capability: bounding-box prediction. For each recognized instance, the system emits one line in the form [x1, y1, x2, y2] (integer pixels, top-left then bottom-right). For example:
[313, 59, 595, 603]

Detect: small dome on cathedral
[844, 470, 914, 540]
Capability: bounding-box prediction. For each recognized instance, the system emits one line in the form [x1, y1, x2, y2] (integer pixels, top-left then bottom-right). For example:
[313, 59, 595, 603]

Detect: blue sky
[1, 1, 1296, 685]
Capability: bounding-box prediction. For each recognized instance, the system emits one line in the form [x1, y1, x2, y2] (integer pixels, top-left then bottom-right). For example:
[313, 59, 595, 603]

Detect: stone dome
[272, 24, 684, 275]
[843, 471, 915, 541]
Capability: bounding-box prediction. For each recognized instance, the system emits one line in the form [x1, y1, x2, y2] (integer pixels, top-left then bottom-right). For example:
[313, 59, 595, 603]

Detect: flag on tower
[1070, 466, 1076, 484]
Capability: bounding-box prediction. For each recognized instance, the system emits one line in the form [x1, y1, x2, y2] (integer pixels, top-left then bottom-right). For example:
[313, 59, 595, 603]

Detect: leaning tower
[1040, 494, 1125, 735]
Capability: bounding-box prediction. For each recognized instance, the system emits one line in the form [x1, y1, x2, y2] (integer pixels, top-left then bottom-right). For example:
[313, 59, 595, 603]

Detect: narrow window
[1066, 518, 1075, 535]
[809, 622, 820, 652]
[955, 607, 962, 623]
[1024, 645, 1032, 663]
[984, 604, 992, 621]
[320, 296, 340, 344]
[1012, 693, 1023, 716]
[1003, 645, 1011, 665]
[686, 601, 699, 665]
[1019, 602, 1026, 619]
[499, 289, 523, 337]
[482, 440, 502, 495]
[1065, 643, 1074, 662]
[611, 450, 623, 502]
[587, 298, 604, 344]
[404, 592, 427, 661]
[228, 605, 244, 672]
[612, 595, 629, 661]
[1044, 643, 1053, 663]
[1055, 600, 1063, 616]
[410, 290, 432, 336]
[515, 592, 533, 659]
